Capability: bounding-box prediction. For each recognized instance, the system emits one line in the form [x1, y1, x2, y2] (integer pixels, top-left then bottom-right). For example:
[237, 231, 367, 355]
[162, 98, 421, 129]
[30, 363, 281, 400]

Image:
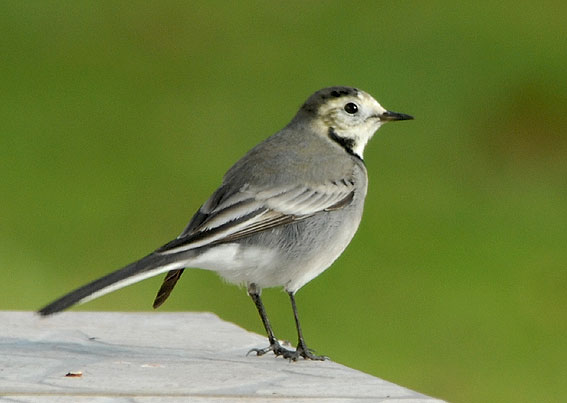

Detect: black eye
[344, 102, 358, 114]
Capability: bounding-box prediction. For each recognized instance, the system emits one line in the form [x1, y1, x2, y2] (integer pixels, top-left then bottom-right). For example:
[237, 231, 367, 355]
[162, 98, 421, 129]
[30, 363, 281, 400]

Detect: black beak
[380, 110, 414, 121]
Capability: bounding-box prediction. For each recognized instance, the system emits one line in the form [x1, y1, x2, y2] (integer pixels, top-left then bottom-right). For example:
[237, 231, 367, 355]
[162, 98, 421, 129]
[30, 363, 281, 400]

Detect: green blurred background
[2, 2, 566, 402]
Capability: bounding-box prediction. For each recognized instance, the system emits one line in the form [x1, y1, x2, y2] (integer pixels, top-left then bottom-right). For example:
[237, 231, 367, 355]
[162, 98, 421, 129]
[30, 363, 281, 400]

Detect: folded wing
[152, 180, 355, 307]
[156, 180, 355, 254]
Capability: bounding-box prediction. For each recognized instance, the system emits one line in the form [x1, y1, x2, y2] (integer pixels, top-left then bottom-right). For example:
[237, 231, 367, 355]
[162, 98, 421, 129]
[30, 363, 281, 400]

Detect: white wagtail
[38, 86, 413, 360]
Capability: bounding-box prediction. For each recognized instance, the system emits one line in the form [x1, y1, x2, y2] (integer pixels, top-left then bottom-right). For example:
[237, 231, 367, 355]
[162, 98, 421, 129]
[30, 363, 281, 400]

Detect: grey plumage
[38, 86, 412, 360]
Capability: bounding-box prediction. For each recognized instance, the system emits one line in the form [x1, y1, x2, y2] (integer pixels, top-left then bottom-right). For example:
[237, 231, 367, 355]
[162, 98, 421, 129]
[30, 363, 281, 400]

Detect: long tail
[38, 252, 192, 316]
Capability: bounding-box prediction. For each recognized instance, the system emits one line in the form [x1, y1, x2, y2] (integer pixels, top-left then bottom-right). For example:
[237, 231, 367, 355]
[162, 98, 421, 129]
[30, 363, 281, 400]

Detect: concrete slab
[0, 312, 444, 402]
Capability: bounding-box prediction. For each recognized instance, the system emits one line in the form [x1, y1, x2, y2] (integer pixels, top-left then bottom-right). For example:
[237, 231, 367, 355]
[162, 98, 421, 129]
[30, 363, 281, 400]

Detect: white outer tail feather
[78, 260, 191, 306]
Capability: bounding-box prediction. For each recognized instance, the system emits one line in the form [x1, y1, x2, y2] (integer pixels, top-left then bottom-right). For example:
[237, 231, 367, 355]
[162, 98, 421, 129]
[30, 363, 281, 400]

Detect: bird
[38, 86, 413, 360]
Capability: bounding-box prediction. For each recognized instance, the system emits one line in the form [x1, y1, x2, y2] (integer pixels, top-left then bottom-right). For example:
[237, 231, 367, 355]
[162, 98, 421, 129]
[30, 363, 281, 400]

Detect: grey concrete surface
[0, 311, 444, 402]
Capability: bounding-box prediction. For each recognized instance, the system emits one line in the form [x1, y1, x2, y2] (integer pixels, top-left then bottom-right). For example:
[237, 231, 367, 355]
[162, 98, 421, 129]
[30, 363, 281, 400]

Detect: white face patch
[313, 90, 388, 158]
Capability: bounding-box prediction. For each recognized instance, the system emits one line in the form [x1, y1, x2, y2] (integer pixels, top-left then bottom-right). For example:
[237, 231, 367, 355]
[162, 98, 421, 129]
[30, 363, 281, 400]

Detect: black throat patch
[328, 127, 362, 160]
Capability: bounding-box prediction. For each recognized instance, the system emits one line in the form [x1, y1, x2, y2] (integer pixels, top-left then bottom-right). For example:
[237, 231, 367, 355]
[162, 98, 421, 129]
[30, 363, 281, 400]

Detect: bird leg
[288, 291, 328, 361]
[247, 285, 292, 357]
[247, 283, 327, 361]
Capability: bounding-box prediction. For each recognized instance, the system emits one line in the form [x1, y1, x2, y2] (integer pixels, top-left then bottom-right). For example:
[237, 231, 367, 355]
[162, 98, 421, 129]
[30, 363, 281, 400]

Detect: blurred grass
[1, 2, 566, 402]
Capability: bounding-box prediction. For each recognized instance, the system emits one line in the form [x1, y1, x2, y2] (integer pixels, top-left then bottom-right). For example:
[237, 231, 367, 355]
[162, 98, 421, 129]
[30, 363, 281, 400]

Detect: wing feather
[157, 180, 355, 255]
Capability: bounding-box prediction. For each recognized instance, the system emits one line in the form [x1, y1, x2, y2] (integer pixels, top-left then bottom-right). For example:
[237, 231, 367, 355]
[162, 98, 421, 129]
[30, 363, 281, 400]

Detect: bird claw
[247, 341, 328, 361]
[247, 340, 291, 358]
[296, 346, 328, 361]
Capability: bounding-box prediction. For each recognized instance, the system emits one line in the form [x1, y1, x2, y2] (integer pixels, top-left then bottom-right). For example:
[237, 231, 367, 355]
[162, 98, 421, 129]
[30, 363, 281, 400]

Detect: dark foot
[295, 343, 328, 361]
[248, 340, 328, 361]
[247, 340, 292, 358]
